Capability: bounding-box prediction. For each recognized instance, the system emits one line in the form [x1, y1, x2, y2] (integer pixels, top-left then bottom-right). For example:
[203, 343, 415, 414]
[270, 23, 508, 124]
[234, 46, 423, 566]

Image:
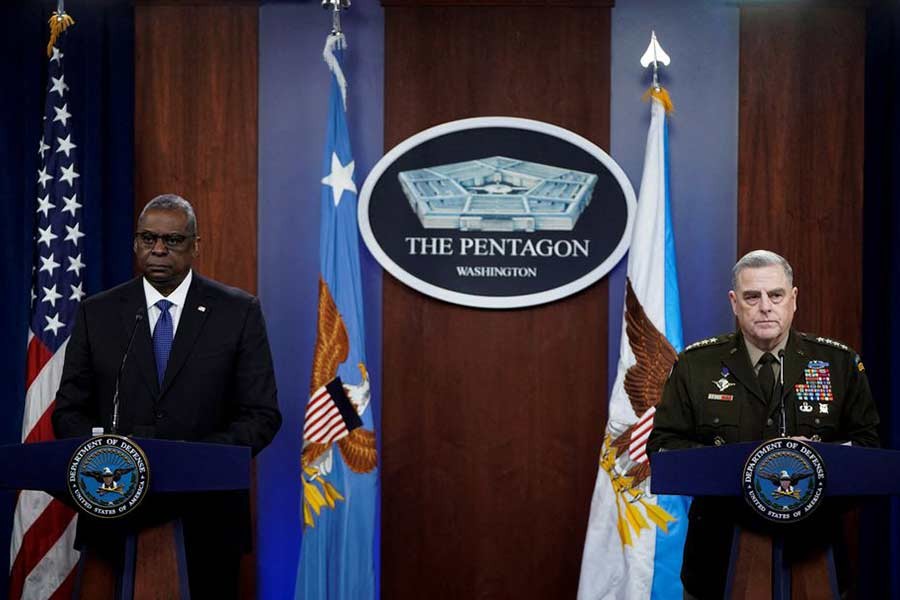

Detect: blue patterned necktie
[153, 299, 174, 385]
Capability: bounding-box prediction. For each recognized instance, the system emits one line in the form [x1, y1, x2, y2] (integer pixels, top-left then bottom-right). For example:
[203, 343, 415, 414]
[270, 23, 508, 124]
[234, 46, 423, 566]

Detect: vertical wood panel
[134, 5, 258, 598]
[135, 3, 258, 294]
[383, 7, 610, 598]
[738, 6, 864, 348]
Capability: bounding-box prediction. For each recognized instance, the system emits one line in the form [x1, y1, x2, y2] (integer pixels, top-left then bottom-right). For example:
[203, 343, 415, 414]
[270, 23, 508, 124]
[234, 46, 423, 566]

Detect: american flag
[303, 377, 363, 445]
[9, 37, 84, 600]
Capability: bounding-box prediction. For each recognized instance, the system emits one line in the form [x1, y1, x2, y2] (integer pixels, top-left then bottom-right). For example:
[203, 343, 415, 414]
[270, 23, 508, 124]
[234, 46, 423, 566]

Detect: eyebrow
[742, 287, 786, 296]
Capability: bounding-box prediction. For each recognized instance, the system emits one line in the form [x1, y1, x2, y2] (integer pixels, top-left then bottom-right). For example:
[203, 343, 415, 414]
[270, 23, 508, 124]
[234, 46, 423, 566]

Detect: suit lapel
[119, 278, 159, 397]
[159, 275, 210, 396]
[722, 333, 766, 405]
[781, 330, 805, 400]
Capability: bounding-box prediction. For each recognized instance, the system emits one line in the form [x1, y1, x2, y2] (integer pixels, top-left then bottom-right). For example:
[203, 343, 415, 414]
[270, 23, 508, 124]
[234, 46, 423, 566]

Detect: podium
[0, 437, 250, 599]
[651, 442, 900, 599]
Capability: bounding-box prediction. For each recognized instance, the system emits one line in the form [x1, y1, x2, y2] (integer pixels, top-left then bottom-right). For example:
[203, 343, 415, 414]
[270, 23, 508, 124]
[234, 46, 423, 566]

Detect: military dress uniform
[647, 329, 880, 599]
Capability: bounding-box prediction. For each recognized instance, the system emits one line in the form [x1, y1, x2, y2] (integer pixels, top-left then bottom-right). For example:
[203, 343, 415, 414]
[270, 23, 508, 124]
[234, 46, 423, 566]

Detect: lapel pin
[198, 306, 206, 312]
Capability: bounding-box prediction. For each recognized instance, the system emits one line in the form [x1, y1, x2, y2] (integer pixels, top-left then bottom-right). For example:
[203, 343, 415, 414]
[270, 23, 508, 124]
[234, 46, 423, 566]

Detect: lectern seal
[742, 437, 826, 523]
[67, 435, 150, 519]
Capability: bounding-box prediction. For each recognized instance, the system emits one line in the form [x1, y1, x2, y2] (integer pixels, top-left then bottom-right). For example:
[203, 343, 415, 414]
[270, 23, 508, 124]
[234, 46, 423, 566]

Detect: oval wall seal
[742, 438, 826, 523]
[358, 117, 636, 309]
[67, 435, 150, 519]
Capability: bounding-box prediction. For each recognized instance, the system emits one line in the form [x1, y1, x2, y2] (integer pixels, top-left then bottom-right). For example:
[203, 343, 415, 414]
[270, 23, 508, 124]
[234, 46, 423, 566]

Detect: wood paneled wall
[382, 4, 612, 597]
[738, 5, 865, 348]
[133, 4, 259, 597]
[134, 2, 258, 294]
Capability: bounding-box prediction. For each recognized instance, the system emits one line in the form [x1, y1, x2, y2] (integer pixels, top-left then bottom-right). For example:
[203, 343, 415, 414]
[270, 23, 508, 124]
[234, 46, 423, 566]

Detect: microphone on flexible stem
[111, 312, 144, 435]
[777, 349, 786, 437]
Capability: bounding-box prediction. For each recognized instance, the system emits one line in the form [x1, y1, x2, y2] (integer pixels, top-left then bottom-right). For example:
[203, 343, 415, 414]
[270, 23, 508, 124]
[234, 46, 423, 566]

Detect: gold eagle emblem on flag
[601, 278, 677, 545]
[301, 277, 377, 528]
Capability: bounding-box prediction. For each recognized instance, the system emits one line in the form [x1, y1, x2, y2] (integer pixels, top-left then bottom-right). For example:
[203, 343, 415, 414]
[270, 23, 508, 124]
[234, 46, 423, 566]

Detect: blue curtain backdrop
[862, 1, 900, 598]
[0, 0, 134, 590]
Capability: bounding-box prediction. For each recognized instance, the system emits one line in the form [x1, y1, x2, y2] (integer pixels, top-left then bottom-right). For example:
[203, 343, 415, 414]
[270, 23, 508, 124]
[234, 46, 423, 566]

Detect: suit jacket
[648, 330, 880, 599]
[52, 273, 282, 552]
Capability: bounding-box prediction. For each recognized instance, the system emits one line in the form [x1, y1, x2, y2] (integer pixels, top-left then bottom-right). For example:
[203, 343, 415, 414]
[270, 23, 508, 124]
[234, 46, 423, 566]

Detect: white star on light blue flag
[321, 152, 357, 206]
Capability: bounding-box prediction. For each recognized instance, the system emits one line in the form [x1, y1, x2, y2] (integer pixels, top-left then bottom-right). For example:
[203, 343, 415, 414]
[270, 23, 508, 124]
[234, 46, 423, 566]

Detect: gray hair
[731, 250, 793, 290]
[138, 194, 198, 235]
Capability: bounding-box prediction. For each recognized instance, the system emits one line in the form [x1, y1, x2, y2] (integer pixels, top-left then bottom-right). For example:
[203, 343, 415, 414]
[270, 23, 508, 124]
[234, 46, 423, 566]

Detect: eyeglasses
[134, 231, 195, 251]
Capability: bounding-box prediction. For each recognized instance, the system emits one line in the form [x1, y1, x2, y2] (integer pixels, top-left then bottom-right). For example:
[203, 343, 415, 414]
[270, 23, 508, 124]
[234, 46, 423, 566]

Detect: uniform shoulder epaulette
[684, 335, 730, 352]
[800, 332, 865, 371]
[801, 332, 851, 352]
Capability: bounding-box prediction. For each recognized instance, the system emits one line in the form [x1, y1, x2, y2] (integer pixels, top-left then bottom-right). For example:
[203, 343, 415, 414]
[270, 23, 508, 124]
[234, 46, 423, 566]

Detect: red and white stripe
[628, 406, 657, 465]
[9, 333, 79, 600]
[304, 385, 350, 444]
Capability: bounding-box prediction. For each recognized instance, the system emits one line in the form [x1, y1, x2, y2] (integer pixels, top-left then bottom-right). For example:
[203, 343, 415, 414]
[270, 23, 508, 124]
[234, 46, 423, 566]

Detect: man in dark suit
[52, 193, 282, 598]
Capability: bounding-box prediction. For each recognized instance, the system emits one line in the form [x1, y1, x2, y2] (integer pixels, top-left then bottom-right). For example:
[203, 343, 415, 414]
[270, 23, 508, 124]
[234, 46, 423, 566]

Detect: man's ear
[728, 290, 738, 316]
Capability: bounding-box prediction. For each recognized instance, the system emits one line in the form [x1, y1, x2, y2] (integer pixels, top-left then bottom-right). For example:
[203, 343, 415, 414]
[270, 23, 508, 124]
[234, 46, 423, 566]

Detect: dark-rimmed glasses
[134, 231, 195, 251]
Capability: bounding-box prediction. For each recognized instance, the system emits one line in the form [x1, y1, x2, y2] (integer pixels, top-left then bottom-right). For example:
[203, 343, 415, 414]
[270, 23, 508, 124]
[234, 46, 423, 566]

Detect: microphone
[111, 312, 144, 434]
[777, 349, 786, 437]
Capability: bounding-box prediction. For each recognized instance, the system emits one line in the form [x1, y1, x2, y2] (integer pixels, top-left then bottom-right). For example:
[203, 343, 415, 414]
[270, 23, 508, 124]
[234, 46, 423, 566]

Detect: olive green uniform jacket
[647, 330, 880, 599]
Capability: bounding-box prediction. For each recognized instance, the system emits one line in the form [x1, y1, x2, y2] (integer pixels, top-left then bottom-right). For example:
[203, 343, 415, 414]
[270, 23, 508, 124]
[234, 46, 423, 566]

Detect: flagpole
[322, 0, 351, 34]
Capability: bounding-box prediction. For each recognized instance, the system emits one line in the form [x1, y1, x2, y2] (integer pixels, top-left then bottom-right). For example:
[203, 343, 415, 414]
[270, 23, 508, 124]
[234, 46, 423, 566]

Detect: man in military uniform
[647, 250, 880, 599]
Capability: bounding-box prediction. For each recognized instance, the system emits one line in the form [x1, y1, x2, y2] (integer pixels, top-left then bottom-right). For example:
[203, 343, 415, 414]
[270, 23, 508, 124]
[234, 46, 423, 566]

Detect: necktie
[153, 299, 173, 385]
[757, 352, 776, 401]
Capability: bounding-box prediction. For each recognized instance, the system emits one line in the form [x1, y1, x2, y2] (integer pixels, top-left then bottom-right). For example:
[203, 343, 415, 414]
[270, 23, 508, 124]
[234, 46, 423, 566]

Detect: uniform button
[766, 418, 774, 426]
[814, 418, 820, 425]
[155, 411, 166, 419]
[713, 436, 725, 446]
[712, 417, 720, 424]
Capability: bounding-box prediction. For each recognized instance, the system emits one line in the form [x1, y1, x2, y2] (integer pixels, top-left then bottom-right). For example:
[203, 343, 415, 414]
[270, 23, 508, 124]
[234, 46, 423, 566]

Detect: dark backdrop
[862, 1, 900, 598]
[0, 0, 134, 592]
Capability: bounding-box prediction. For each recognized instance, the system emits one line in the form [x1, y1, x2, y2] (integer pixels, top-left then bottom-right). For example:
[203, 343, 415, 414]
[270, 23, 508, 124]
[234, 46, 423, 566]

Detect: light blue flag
[296, 32, 379, 600]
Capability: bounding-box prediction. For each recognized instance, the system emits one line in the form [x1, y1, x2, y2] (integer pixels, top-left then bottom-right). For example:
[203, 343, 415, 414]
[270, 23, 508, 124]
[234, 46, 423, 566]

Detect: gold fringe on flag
[47, 10, 75, 58]
[642, 86, 674, 114]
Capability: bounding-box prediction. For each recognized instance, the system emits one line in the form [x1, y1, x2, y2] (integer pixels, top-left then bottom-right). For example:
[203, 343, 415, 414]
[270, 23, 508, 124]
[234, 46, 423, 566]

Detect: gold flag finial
[47, 10, 75, 58]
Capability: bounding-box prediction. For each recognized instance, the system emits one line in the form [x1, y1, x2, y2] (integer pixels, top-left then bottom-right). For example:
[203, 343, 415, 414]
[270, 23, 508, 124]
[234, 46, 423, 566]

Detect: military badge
[743, 438, 826, 523]
[712, 377, 735, 392]
[67, 435, 149, 519]
[794, 360, 834, 408]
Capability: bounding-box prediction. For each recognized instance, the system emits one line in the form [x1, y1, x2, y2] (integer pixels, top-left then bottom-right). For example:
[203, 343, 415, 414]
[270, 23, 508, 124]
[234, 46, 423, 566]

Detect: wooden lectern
[651, 442, 900, 600]
[0, 437, 250, 599]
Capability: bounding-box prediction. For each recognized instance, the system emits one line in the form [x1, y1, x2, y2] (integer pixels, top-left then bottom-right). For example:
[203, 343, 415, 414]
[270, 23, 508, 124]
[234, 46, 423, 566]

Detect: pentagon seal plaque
[743, 437, 826, 523]
[67, 435, 150, 519]
[359, 117, 636, 309]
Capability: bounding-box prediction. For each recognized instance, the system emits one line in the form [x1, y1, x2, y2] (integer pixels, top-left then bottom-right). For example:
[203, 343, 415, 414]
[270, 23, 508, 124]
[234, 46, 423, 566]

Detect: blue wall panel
[609, 0, 739, 389]
[257, 3, 383, 598]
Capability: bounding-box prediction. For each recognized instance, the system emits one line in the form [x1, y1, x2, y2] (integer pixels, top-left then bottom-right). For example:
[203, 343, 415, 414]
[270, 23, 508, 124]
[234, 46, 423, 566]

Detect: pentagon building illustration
[398, 156, 598, 232]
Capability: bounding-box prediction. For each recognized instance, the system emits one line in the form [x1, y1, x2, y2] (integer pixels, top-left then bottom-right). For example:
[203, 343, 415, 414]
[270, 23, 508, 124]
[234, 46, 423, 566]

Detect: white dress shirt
[143, 269, 193, 336]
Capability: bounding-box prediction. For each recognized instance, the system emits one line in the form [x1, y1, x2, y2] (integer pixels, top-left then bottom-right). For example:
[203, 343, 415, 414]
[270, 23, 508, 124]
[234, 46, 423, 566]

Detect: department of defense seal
[67, 435, 150, 519]
[742, 438, 826, 523]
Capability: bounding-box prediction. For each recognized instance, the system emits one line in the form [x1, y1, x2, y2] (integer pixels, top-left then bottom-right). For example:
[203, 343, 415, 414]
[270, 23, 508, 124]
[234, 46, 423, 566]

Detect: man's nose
[759, 293, 773, 311]
[151, 238, 169, 254]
